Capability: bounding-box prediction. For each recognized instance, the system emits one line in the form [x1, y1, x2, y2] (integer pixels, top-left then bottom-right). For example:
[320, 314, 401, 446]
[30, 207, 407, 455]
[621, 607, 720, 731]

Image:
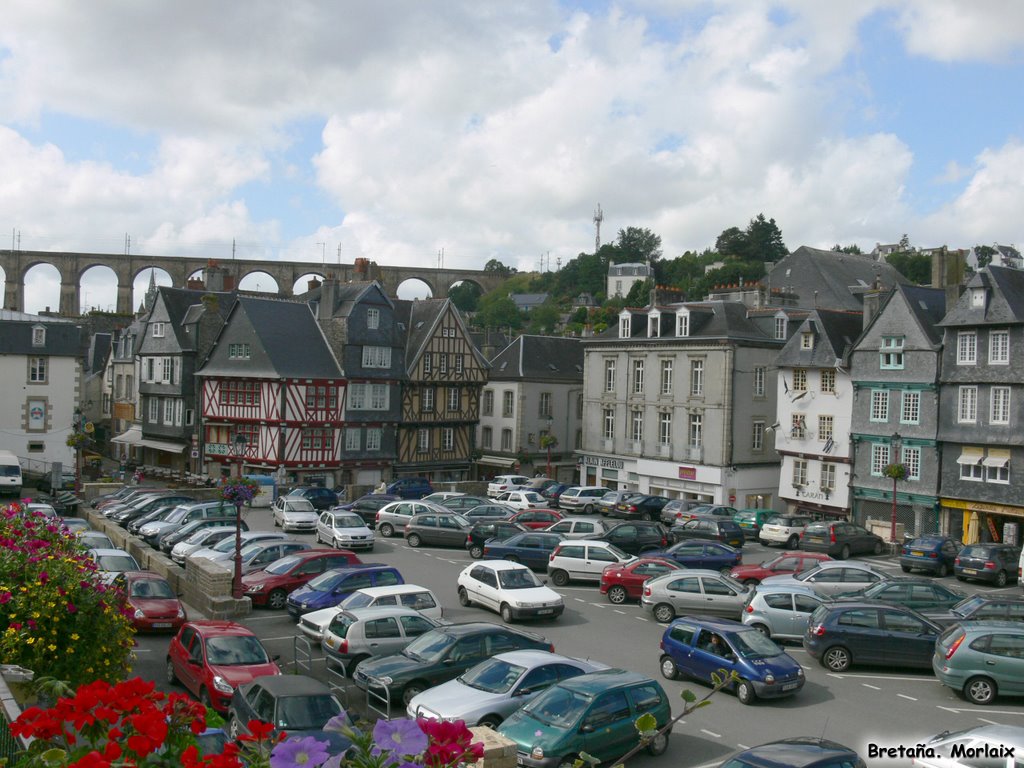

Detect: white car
[495, 490, 547, 510]
[546, 540, 636, 586]
[556, 486, 609, 514]
[186, 531, 289, 564]
[542, 517, 610, 539]
[273, 497, 318, 533]
[421, 492, 466, 502]
[375, 499, 451, 538]
[297, 583, 443, 642]
[316, 510, 375, 551]
[170, 525, 237, 565]
[758, 514, 813, 548]
[457, 560, 564, 622]
[89, 548, 141, 584]
[487, 475, 532, 498]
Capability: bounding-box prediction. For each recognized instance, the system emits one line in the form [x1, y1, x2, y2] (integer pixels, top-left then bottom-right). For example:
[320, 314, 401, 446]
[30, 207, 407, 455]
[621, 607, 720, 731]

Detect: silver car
[186, 530, 290, 565]
[321, 606, 442, 675]
[237, 539, 312, 575]
[759, 561, 886, 597]
[542, 517, 609, 539]
[640, 569, 750, 622]
[375, 499, 451, 538]
[741, 584, 827, 640]
[272, 497, 318, 533]
[406, 650, 607, 728]
[170, 525, 237, 565]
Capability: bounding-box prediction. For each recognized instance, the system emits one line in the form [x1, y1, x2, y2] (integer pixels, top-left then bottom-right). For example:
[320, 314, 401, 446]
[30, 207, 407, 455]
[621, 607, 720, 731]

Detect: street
[127, 505, 1024, 767]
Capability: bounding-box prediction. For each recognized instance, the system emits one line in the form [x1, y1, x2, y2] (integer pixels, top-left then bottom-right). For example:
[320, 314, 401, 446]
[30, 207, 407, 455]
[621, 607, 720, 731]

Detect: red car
[166, 620, 281, 712]
[599, 557, 681, 604]
[241, 548, 361, 609]
[729, 551, 832, 585]
[114, 570, 187, 632]
[510, 509, 563, 530]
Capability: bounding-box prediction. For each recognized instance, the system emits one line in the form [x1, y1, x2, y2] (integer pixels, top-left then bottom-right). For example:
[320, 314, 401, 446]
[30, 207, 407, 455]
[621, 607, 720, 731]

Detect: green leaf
[40, 749, 67, 766]
[692, 700, 711, 710]
[710, 672, 721, 686]
[634, 712, 658, 733]
[578, 753, 601, 766]
[680, 688, 697, 703]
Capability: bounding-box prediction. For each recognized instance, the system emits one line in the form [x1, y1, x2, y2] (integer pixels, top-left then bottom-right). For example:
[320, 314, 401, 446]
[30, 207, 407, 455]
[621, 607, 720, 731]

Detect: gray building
[763, 246, 909, 311]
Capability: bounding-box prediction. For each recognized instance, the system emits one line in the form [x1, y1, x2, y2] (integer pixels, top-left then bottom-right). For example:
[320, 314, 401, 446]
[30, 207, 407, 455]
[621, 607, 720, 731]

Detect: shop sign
[794, 487, 831, 501]
[578, 456, 624, 469]
[678, 466, 696, 480]
[205, 443, 229, 456]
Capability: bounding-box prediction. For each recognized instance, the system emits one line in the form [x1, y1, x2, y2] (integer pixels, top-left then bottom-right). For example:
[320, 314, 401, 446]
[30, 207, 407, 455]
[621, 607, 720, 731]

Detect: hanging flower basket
[65, 432, 87, 449]
[222, 477, 259, 504]
[882, 463, 907, 481]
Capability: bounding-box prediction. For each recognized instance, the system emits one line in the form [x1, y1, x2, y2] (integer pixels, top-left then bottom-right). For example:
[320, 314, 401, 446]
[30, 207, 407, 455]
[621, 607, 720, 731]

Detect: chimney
[931, 246, 965, 315]
[862, 290, 882, 330]
[320, 277, 337, 319]
[204, 264, 226, 291]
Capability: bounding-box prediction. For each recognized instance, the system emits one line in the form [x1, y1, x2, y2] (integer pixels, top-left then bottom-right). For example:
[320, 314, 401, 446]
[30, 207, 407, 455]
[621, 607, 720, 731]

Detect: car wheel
[659, 655, 678, 680]
[607, 585, 628, 605]
[505, 555, 520, 564]
[646, 731, 669, 756]
[736, 679, 756, 705]
[901, 565, 912, 573]
[402, 682, 426, 707]
[872, 540, 884, 556]
[786, 535, 799, 549]
[839, 544, 851, 560]
[165, 658, 178, 686]
[477, 715, 503, 729]
[500, 603, 515, 623]
[965, 676, 997, 705]
[822, 646, 851, 672]
[380, 523, 395, 538]
[273, 516, 279, 527]
[551, 569, 570, 587]
[653, 603, 675, 624]
[316, 531, 323, 544]
[583, 504, 594, 514]
[346, 655, 369, 678]
[956, 575, 968, 582]
[458, 586, 471, 607]
[267, 589, 287, 610]
[751, 623, 770, 637]
[995, 570, 1008, 587]
[228, 715, 241, 742]
[469, 545, 484, 559]
[937, 563, 949, 578]
[743, 578, 759, 587]
[407, 533, 422, 548]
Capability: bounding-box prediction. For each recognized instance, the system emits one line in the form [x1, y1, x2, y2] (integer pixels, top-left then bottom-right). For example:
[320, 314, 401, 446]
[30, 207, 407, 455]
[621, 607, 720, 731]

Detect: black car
[466, 520, 527, 559]
[612, 495, 671, 522]
[671, 516, 745, 548]
[832, 577, 965, 612]
[804, 600, 942, 671]
[338, 493, 401, 525]
[585, 521, 669, 556]
[352, 621, 553, 706]
[110, 494, 194, 527]
[227, 675, 351, 750]
[541, 483, 572, 507]
[799, 521, 885, 559]
[286, 486, 339, 511]
[721, 738, 866, 768]
[924, 594, 1024, 628]
[954, 543, 1021, 586]
[158, 516, 248, 553]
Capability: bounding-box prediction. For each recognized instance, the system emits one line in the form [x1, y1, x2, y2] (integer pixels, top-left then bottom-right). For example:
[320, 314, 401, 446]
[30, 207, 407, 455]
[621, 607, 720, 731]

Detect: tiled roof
[939, 266, 1024, 327]
[0, 318, 82, 356]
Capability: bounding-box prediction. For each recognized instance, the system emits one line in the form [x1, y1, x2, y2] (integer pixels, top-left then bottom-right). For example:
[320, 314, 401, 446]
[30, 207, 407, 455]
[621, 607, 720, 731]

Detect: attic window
[367, 307, 380, 330]
[648, 310, 660, 338]
[971, 288, 985, 308]
[676, 312, 689, 337]
[619, 315, 631, 338]
[151, 322, 165, 338]
[800, 332, 813, 350]
[774, 317, 787, 340]
[31, 325, 45, 347]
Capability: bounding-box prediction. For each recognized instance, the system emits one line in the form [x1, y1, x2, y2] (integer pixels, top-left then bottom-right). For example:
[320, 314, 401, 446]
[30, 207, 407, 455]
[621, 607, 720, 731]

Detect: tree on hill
[691, 260, 766, 300]
[974, 245, 997, 269]
[612, 227, 662, 264]
[448, 281, 481, 312]
[526, 300, 561, 334]
[832, 243, 863, 254]
[484, 259, 516, 277]
[886, 250, 931, 285]
[714, 214, 787, 262]
[474, 293, 523, 330]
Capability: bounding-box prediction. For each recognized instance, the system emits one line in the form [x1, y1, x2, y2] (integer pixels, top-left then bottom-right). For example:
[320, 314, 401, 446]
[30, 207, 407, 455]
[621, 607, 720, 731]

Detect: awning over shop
[956, 447, 984, 465]
[478, 455, 516, 467]
[111, 425, 143, 446]
[983, 449, 1011, 468]
[137, 437, 188, 454]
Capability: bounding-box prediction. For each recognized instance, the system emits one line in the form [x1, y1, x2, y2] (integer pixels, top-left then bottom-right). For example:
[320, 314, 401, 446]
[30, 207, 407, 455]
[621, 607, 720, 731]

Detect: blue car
[482, 531, 565, 570]
[900, 536, 961, 577]
[645, 539, 742, 571]
[285, 564, 402, 618]
[658, 616, 805, 704]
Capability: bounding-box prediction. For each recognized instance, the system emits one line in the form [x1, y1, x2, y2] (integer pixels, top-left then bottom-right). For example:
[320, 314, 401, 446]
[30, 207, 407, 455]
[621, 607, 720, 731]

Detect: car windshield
[340, 592, 374, 610]
[731, 631, 784, 660]
[130, 579, 175, 599]
[498, 569, 542, 590]
[96, 555, 138, 572]
[308, 571, 349, 591]
[522, 686, 592, 729]
[285, 500, 315, 513]
[185, 528, 216, 544]
[951, 595, 987, 617]
[458, 658, 526, 694]
[264, 555, 302, 575]
[334, 516, 364, 528]
[605, 544, 631, 560]
[205, 635, 269, 666]
[959, 545, 994, 559]
[276, 694, 343, 730]
[402, 631, 457, 663]
[164, 506, 191, 524]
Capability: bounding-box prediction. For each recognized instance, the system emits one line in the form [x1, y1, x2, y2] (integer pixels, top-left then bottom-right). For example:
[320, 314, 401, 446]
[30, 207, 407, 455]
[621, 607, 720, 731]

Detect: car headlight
[212, 675, 234, 694]
[246, 584, 263, 593]
[764, 673, 775, 684]
[133, 609, 145, 619]
[378, 676, 393, 686]
[176, 606, 186, 618]
[532, 747, 545, 760]
[797, 667, 804, 677]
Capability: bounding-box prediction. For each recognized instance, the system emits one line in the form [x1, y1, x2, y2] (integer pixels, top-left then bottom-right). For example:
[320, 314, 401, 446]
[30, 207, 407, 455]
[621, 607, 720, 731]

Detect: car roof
[286, 548, 347, 561]
[353, 583, 434, 597]
[557, 668, 654, 693]
[926, 725, 1024, 750]
[470, 559, 531, 572]
[813, 560, 877, 570]
[730, 738, 861, 768]
[958, 620, 1024, 632]
[321, 564, 393, 576]
[753, 583, 821, 596]
[121, 570, 169, 581]
[90, 548, 133, 556]
[188, 620, 258, 637]
[434, 622, 545, 641]
[670, 616, 745, 631]
[554, 516, 600, 524]
[649, 568, 727, 580]
[248, 675, 332, 696]
[491, 649, 577, 665]
[341, 606, 437, 621]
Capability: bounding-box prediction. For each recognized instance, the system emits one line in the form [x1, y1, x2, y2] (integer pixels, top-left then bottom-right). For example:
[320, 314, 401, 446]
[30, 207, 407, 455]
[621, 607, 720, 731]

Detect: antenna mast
[593, 204, 604, 253]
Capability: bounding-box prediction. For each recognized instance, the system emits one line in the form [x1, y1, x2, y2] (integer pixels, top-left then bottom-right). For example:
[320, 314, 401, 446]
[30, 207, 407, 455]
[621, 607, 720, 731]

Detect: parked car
[458, 561, 565, 622]
[644, 539, 742, 572]
[235, 539, 313, 576]
[934, 622, 1024, 705]
[955, 542, 1021, 586]
[159, 517, 248, 554]
[525, 478, 558, 492]
[760, 561, 886, 597]
[495, 490, 548, 510]
[832, 577, 965, 611]
[114, 570, 187, 632]
[91, 485, 135, 508]
[387, 477, 433, 499]
[741, 584, 827, 640]
[315, 509, 375, 551]
[497, 669, 671, 766]
[913, 725, 1024, 767]
[273, 497, 319, 533]
[540, 482, 572, 507]
[718, 739, 865, 768]
[729, 551, 833, 585]
[226, 675, 350, 751]
[596, 490, 641, 515]
[900, 535, 962, 577]
[460, 503, 516, 522]
[166, 620, 281, 712]
[804, 600, 942, 671]
[111, 494, 195, 526]
[77, 530, 115, 551]
[337, 493, 400, 526]
[375, 499, 451, 538]
[404, 511, 472, 548]
[437, 495, 492, 513]
[483, 531, 565, 571]
[466, 519, 528, 559]
[599, 558, 682, 604]
[670, 517, 745, 548]
[138, 499, 238, 543]
[799, 521, 885, 559]
[24, 502, 58, 518]
[758, 514, 813, 548]
[542, 516, 609, 539]
[407, 650, 606, 728]
[89, 548, 141, 583]
[37, 469, 77, 493]
[510, 509, 563, 530]
[187, 531, 290, 565]
[923, 594, 1024, 628]
[320, 606, 443, 674]
[241, 549, 362, 609]
[658, 617, 804, 704]
[611, 494, 670, 522]
[547, 540, 636, 586]
[487, 475, 532, 498]
[170, 525, 238, 565]
[675, 504, 738, 523]
[586, 521, 669, 556]
[641, 569, 750, 622]
[421, 491, 466, 503]
[556, 486, 609, 515]
[658, 498, 703, 525]
[286, 564, 403, 618]
[284, 486, 338, 511]
[336, 583, 443, 619]
[353, 622, 554, 706]
[733, 509, 774, 540]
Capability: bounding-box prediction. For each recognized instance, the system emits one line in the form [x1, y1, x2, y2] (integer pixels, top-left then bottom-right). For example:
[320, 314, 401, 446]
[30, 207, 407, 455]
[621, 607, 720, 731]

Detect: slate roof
[0, 318, 82, 356]
[86, 333, 112, 375]
[763, 245, 909, 311]
[394, 298, 489, 375]
[776, 309, 864, 367]
[893, 284, 948, 345]
[509, 293, 549, 311]
[489, 335, 583, 381]
[154, 287, 235, 349]
[594, 300, 778, 344]
[938, 266, 1024, 327]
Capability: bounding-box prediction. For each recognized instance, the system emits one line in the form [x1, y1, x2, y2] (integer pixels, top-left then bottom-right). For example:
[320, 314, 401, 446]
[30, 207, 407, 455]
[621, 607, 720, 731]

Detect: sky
[1, 1, 1023, 313]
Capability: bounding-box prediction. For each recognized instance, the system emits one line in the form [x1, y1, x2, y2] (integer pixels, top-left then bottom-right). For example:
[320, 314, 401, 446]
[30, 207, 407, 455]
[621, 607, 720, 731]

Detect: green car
[498, 669, 671, 767]
[934, 621, 1024, 705]
[733, 509, 773, 539]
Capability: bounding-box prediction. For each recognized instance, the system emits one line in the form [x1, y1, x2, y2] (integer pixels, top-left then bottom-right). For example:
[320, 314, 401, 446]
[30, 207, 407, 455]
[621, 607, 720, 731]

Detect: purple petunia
[371, 718, 428, 758]
[269, 736, 332, 768]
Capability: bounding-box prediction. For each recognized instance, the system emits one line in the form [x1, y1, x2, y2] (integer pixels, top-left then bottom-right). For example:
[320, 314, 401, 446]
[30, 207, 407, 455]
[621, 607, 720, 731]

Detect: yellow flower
[71, 633, 79, 640]
[47, 644, 56, 651]
[25, 637, 34, 645]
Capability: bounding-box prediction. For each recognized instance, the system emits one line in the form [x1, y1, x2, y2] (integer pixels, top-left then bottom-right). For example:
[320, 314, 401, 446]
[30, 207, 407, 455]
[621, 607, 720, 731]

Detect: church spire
[144, 269, 158, 311]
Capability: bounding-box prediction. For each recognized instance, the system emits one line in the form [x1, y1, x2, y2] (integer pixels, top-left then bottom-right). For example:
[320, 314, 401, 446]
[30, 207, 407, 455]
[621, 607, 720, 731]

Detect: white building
[607, 263, 651, 299]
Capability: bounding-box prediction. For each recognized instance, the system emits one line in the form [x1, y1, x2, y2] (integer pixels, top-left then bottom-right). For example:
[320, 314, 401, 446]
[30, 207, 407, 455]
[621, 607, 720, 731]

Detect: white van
[0, 451, 23, 497]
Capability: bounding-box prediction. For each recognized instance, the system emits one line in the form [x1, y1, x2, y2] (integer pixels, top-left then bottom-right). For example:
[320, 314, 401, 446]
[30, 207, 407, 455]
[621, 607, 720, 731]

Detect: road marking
[977, 718, 1000, 725]
[238, 615, 285, 622]
[614, 609, 625, 615]
[700, 729, 722, 738]
[938, 706, 1024, 716]
[897, 694, 917, 701]
[862, 683, 881, 690]
[937, 706, 960, 713]
[737, 744, 750, 750]
[132, 649, 151, 654]
[589, 603, 607, 608]
[634, 616, 649, 622]
[828, 672, 936, 682]
[574, 598, 586, 603]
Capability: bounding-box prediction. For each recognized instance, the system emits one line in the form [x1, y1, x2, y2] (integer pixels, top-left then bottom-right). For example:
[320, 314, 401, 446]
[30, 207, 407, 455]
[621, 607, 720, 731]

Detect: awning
[983, 449, 1011, 468]
[111, 425, 143, 446]
[478, 455, 516, 467]
[956, 447, 984, 465]
[137, 437, 188, 454]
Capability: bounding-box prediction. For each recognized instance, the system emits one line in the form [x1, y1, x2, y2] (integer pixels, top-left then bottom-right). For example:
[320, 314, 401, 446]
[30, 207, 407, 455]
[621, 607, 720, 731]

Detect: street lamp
[545, 417, 554, 479]
[72, 407, 83, 495]
[230, 434, 248, 599]
[889, 432, 902, 544]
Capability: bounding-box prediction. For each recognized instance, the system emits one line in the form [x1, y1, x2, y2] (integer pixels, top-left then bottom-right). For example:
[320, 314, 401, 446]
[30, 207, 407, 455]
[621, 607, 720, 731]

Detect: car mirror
[272, 654, 281, 662]
[580, 724, 596, 734]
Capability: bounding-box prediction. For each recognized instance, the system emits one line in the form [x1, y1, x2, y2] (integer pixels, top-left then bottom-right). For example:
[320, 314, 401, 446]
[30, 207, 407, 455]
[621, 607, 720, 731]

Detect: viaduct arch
[0, 250, 501, 316]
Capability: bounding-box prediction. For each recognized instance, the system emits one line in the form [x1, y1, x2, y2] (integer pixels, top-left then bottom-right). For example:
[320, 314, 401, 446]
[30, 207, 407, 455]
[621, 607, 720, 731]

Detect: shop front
[941, 498, 1024, 547]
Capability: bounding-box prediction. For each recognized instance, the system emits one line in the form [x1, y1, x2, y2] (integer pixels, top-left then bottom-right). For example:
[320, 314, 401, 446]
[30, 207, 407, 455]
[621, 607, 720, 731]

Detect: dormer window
[367, 307, 380, 330]
[619, 313, 631, 338]
[774, 316, 787, 340]
[31, 325, 45, 347]
[800, 332, 814, 350]
[151, 322, 165, 338]
[971, 288, 985, 308]
[648, 310, 660, 338]
[676, 311, 689, 337]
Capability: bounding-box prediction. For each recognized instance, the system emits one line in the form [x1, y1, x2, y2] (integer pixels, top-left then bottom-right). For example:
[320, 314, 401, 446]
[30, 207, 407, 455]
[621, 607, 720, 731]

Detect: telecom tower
[593, 204, 603, 253]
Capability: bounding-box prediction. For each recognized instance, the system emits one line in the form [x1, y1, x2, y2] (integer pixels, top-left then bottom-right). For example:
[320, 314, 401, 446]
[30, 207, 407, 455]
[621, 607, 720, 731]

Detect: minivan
[0, 451, 23, 497]
[285, 564, 403, 618]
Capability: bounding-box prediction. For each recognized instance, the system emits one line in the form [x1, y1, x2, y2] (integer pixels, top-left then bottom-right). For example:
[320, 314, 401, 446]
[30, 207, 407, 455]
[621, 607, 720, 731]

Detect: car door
[834, 607, 883, 663]
[608, 525, 639, 555]
[840, 567, 882, 593]
[699, 575, 745, 619]
[584, 545, 620, 580]
[441, 634, 487, 679]
[363, 616, 405, 657]
[791, 593, 824, 637]
[554, 544, 587, 580]
[468, 565, 500, 610]
[847, 524, 876, 555]
[171, 626, 198, 693]
[688, 628, 740, 682]
[437, 515, 467, 546]
[674, 520, 701, 542]
[982, 634, 1024, 696]
[413, 515, 438, 544]
[664, 575, 703, 614]
[671, 542, 706, 567]
[803, 567, 851, 596]
[398, 614, 437, 643]
[880, 609, 938, 667]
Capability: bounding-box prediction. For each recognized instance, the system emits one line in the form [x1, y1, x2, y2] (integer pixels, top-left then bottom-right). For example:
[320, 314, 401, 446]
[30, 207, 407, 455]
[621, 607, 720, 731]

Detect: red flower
[68, 751, 111, 768]
[239, 719, 275, 742]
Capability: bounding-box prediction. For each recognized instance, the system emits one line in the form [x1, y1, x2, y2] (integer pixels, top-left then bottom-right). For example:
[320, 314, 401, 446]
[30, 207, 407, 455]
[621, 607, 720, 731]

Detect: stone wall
[469, 727, 517, 768]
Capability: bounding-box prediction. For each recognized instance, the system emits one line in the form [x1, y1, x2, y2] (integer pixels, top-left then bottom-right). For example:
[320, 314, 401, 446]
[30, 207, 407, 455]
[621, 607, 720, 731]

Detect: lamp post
[545, 417, 554, 479]
[230, 434, 248, 599]
[889, 432, 901, 543]
[72, 407, 83, 495]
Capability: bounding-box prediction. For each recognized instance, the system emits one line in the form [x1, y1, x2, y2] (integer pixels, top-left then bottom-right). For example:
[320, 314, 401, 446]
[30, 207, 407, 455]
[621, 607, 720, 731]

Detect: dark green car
[733, 509, 774, 539]
[499, 669, 671, 768]
[352, 622, 552, 707]
[833, 578, 965, 612]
